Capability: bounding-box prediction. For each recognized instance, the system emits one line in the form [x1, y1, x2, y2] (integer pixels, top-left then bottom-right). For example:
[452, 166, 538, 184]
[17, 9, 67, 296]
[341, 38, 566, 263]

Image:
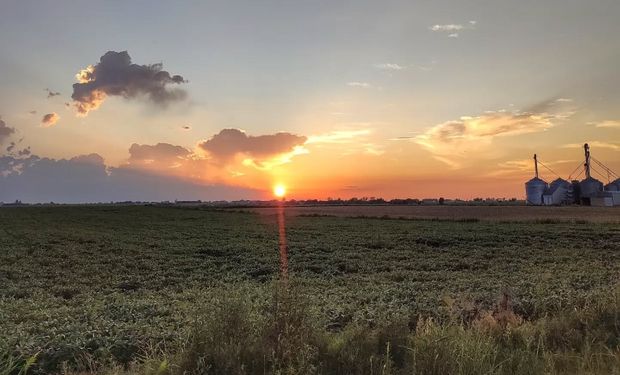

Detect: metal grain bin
[605, 178, 620, 191]
[525, 177, 548, 205]
[579, 177, 603, 198]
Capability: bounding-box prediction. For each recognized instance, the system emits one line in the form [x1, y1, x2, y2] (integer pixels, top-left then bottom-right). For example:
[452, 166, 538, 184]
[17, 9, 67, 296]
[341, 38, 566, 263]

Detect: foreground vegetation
[1, 206, 619, 374]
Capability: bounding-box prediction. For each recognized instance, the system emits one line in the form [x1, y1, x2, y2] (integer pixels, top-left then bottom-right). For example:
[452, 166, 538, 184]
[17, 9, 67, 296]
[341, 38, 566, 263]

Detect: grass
[0, 205, 619, 373]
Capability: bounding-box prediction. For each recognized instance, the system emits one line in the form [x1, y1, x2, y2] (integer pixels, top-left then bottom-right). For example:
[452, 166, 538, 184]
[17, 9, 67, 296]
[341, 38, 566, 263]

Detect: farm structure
[525, 143, 620, 206]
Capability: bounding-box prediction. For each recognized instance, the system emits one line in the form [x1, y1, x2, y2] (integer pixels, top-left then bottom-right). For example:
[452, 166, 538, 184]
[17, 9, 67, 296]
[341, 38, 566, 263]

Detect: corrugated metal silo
[605, 178, 620, 191]
[550, 178, 571, 190]
[543, 178, 571, 205]
[525, 177, 548, 205]
[579, 177, 603, 198]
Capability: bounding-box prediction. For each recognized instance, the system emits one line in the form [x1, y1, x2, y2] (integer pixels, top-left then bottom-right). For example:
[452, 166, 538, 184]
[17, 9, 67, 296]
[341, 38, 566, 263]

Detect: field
[1, 205, 619, 374]
[248, 205, 620, 223]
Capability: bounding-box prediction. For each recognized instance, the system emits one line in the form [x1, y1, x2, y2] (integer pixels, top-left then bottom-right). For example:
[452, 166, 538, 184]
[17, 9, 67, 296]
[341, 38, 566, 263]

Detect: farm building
[525, 144, 619, 206]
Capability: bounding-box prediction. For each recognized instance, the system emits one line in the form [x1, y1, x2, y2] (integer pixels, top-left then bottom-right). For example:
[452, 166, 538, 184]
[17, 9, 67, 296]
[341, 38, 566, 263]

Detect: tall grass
[4, 285, 620, 374]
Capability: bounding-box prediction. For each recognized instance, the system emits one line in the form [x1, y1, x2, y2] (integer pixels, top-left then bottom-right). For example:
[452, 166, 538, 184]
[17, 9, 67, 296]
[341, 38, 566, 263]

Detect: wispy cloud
[430, 20, 476, 38]
[306, 129, 372, 144]
[562, 141, 619, 150]
[591, 120, 620, 128]
[0, 118, 16, 144]
[347, 81, 371, 88]
[430, 24, 464, 32]
[45, 88, 60, 98]
[374, 63, 405, 71]
[415, 108, 569, 168]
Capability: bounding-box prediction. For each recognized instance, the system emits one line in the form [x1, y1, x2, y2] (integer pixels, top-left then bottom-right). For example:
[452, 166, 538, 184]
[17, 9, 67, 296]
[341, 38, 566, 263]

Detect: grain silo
[525, 154, 548, 205]
[543, 178, 571, 205]
[578, 144, 604, 204]
[605, 178, 620, 191]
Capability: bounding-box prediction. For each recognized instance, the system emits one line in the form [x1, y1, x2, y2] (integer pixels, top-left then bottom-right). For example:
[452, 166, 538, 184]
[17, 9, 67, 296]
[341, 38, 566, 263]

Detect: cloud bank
[71, 51, 187, 116]
[0, 153, 261, 203]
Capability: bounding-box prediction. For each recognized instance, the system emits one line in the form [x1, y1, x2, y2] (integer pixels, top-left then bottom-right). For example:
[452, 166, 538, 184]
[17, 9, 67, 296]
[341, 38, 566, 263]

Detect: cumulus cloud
[198, 129, 307, 165]
[415, 110, 564, 168]
[71, 50, 187, 116]
[45, 88, 60, 98]
[347, 82, 371, 88]
[41, 112, 60, 127]
[0, 118, 16, 144]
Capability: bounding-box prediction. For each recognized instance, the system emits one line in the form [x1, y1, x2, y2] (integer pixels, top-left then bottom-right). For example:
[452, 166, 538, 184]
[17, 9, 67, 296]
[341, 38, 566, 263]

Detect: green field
[1, 206, 619, 374]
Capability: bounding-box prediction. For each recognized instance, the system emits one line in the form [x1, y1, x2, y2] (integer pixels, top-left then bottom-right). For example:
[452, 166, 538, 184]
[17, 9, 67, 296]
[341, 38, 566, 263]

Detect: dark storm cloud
[71, 51, 187, 115]
[0, 118, 16, 144]
[198, 128, 307, 163]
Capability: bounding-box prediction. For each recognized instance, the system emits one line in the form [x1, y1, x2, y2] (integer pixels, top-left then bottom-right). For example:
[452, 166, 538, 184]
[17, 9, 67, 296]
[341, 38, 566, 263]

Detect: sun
[273, 184, 286, 198]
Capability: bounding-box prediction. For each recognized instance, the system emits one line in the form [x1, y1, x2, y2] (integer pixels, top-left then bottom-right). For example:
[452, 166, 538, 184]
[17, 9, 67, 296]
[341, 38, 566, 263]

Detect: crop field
[1, 205, 619, 374]
[248, 205, 620, 223]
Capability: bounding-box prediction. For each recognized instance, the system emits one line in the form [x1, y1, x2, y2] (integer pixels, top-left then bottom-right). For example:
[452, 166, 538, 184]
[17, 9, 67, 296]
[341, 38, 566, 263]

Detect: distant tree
[438, 197, 445, 205]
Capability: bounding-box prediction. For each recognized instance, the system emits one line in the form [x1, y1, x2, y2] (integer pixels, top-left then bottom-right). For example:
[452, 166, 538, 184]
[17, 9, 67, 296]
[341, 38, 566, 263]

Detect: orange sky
[1, 2, 619, 202]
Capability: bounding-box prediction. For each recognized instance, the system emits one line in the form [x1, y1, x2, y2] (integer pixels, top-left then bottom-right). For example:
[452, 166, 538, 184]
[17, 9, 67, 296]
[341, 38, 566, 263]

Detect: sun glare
[273, 184, 286, 198]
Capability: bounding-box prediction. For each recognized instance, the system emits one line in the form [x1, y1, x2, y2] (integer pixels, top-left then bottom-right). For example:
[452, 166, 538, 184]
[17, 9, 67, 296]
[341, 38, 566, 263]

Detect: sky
[0, 0, 619, 202]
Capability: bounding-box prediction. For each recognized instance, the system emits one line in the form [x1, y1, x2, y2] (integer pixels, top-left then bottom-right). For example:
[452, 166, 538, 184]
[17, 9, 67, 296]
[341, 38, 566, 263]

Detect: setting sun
[273, 184, 286, 198]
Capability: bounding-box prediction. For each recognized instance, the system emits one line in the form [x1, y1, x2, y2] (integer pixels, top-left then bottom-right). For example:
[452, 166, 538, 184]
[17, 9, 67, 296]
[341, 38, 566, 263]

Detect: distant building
[524, 144, 619, 206]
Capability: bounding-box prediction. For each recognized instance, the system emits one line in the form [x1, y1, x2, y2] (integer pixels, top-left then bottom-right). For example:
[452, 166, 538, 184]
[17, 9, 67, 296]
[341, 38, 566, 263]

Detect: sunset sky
[1, 0, 619, 202]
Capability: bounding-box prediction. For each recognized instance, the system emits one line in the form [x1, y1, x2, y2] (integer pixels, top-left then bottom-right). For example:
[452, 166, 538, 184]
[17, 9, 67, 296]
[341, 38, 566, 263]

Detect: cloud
[45, 88, 60, 98]
[415, 110, 563, 168]
[306, 129, 372, 144]
[198, 129, 307, 165]
[430, 24, 464, 32]
[374, 63, 405, 71]
[0, 153, 261, 203]
[0, 118, 16, 144]
[28, 110, 37, 115]
[430, 21, 476, 37]
[562, 141, 619, 150]
[593, 120, 620, 128]
[487, 158, 576, 177]
[181, 125, 192, 131]
[41, 112, 60, 127]
[128, 143, 191, 168]
[347, 82, 371, 88]
[71, 51, 187, 116]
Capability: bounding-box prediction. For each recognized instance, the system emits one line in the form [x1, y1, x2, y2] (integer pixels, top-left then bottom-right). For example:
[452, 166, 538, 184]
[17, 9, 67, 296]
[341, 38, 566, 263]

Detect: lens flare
[273, 184, 286, 198]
